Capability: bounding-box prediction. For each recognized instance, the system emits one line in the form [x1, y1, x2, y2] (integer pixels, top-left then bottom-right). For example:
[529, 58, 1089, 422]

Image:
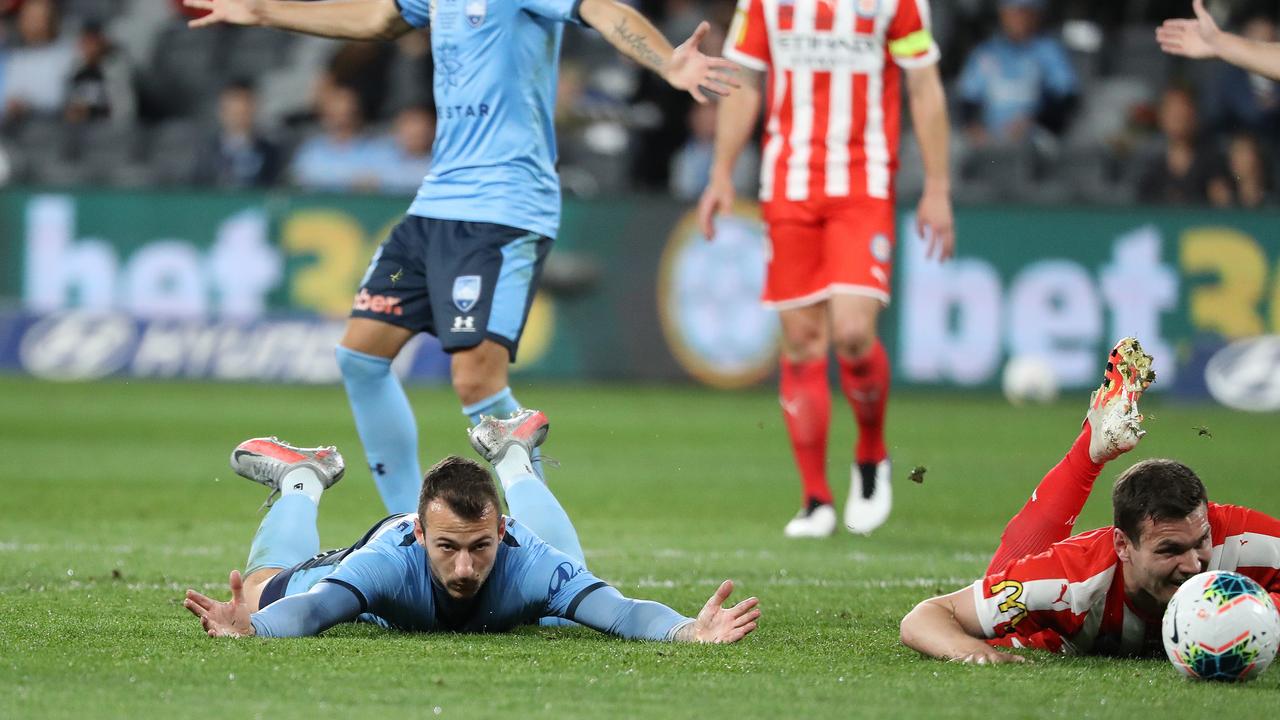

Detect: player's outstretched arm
[184, 0, 412, 41]
[904, 63, 954, 262]
[184, 570, 256, 638]
[697, 67, 763, 241]
[673, 579, 761, 643]
[578, 0, 740, 104]
[900, 587, 1026, 664]
[1158, 0, 1280, 80]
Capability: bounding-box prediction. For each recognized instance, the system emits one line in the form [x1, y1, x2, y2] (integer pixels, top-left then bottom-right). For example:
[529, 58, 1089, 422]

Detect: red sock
[987, 427, 1104, 574]
[780, 356, 832, 506]
[837, 340, 890, 464]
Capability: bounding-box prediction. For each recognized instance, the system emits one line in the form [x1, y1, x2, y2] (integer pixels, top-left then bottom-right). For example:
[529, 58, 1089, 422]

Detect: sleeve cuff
[970, 579, 996, 639]
[724, 47, 769, 73]
[665, 618, 696, 641]
[893, 45, 941, 70]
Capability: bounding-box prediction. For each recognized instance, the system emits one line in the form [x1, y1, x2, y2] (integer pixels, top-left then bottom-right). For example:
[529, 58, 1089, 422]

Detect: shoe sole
[1091, 337, 1155, 411]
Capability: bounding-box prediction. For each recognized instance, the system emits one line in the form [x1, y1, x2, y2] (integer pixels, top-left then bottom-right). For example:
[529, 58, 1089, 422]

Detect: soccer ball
[1001, 355, 1058, 406]
[1162, 570, 1280, 681]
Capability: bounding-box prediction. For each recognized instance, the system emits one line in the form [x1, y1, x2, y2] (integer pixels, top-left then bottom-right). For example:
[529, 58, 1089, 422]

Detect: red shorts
[761, 195, 895, 309]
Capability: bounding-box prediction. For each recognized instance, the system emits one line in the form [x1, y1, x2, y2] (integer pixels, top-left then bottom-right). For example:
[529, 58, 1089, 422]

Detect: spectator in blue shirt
[956, 0, 1079, 146]
[290, 83, 393, 192]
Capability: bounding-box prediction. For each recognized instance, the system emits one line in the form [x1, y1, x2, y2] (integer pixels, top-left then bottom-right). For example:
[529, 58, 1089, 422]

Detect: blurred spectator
[1204, 14, 1280, 139]
[63, 20, 136, 125]
[1224, 132, 1272, 208]
[290, 83, 390, 192]
[669, 101, 757, 201]
[1136, 86, 1231, 207]
[192, 79, 283, 189]
[373, 104, 434, 194]
[1, 0, 76, 125]
[956, 0, 1079, 145]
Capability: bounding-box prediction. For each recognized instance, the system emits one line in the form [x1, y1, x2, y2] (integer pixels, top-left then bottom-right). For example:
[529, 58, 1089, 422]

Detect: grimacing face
[414, 500, 504, 600]
[1115, 503, 1212, 607]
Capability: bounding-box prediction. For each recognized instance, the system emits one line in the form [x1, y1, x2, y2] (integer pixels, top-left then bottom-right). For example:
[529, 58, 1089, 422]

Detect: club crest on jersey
[453, 275, 482, 312]
[855, 0, 879, 17]
[870, 233, 891, 262]
[465, 0, 486, 27]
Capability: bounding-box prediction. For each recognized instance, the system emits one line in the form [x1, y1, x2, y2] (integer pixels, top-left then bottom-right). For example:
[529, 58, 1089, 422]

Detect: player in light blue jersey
[184, 410, 761, 642]
[185, 0, 739, 549]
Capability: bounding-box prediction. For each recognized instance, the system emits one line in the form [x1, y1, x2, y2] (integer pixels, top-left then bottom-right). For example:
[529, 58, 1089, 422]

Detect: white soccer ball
[1001, 355, 1059, 406]
[1162, 570, 1280, 682]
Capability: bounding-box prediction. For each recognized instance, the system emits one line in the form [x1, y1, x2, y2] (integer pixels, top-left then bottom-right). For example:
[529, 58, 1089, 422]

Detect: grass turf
[1, 376, 1278, 718]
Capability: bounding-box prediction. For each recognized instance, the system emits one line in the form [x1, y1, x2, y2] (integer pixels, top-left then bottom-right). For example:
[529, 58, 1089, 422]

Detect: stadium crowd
[0, 0, 1276, 206]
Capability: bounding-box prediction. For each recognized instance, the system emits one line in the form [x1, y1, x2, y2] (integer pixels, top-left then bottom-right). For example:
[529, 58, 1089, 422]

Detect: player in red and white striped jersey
[697, 0, 955, 539]
[900, 338, 1280, 662]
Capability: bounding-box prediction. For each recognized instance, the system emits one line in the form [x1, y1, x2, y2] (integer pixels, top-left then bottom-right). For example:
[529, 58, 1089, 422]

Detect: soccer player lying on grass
[901, 338, 1280, 663]
[184, 410, 761, 642]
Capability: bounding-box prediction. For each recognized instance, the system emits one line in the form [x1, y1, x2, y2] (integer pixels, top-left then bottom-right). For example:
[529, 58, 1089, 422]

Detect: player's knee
[780, 327, 827, 362]
[831, 323, 875, 359]
[336, 345, 391, 381]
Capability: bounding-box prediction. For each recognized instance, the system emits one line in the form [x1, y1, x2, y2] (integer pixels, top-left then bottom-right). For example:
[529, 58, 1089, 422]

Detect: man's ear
[496, 516, 507, 542]
[414, 514, 426, 545]
[1113, 527, 1133, 563]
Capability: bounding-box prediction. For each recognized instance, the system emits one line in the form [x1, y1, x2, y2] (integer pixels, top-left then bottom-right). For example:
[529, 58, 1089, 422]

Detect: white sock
[494, 445, 538, 492]
[281, 467, 324, 505]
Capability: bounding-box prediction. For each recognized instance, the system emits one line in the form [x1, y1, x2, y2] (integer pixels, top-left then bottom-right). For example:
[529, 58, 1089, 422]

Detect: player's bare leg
[336, 317, 420, 514]
[830, 293, 892, 535]
[450, 339, 511, 405]
[778, 303, 837, 537]
[987, 338, 1155, 573]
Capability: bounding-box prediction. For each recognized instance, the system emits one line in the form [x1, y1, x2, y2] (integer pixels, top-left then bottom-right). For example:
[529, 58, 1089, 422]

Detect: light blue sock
[336, 345, 421, 514]
[245, 494, 320, 575]
[462, 387, 545, 478]
[495, 448, 585, 565]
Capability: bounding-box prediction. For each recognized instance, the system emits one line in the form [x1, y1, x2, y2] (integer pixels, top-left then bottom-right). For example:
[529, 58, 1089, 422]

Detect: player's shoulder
[1009, 527, 1118, 582]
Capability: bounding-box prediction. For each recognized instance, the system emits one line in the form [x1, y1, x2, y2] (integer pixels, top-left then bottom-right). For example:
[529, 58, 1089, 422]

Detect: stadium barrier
[2, 188, 1278, 394]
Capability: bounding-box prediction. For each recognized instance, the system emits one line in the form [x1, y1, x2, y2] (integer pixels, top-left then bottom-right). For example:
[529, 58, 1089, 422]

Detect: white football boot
[230, 437, 345, 507]
[784, 502, 837, 538]
[468, 408, 550, 465]
[844, 458, 891, 535]
[1086, 337, 1156, 464]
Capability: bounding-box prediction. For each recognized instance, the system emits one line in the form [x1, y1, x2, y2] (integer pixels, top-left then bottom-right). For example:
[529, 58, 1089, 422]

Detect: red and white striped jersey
[723, 0, 939, 203]
[972, 503, 1280, 656]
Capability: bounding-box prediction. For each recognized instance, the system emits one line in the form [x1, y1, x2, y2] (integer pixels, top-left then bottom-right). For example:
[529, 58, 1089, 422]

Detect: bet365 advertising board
[1, 189, 1277, 397]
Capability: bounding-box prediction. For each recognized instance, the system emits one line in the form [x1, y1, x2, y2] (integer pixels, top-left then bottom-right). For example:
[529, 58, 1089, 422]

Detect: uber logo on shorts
[453, 275, 481, 312]
[452, 316, 476, 333]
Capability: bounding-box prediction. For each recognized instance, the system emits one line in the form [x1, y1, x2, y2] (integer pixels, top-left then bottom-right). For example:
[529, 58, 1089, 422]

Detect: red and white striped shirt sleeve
[886, 0, 940, 69]
[724, 0, 770, 72]
[969, 540, 1110, 641]
[1210, 503, 1280, 607]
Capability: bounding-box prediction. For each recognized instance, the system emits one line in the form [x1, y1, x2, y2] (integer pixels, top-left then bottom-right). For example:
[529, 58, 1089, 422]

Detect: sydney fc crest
[465, 0, 486, 27]
[453, 275, 481, 312]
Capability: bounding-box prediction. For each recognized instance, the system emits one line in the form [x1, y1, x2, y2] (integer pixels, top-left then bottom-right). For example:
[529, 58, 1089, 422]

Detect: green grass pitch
[1, 377, 1278, 718]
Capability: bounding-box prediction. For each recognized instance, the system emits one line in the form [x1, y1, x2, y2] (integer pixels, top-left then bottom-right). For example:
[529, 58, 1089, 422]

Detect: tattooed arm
[577, 0, 739, 103]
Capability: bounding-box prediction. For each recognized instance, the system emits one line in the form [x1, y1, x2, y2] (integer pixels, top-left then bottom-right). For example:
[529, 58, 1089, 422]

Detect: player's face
[1123, 504, 1212, 606]
[418, 500, 505, 599]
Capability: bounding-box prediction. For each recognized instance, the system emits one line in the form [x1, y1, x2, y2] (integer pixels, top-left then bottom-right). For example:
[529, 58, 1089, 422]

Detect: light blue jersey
[396, 0, 581, 239]
[956, 35, 1078, 137]
[251, 514, 693, 640]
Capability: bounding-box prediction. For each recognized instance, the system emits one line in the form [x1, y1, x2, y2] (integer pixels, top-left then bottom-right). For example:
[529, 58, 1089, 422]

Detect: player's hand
[1156, 0, 1220, 59]
[951, 647, 1028, 665]
[665, 21, 741, 104]
[184, 0, 266, 29]
[915, 187, 954, 261]
[690, 579, 760, 643]
[697, 175, 736, 240]
[183, 570, 256, 638]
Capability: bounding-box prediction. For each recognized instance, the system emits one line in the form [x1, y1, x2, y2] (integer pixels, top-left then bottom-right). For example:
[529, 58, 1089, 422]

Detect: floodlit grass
[1, 377, 1277, 718]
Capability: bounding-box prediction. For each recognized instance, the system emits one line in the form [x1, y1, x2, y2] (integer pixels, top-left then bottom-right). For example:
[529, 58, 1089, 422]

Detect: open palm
[692, 580, 761, 643]
[183, 570, 255, 638]
[184, 0, 265, 28]
[666, 22, 741, 104]
[1156, 0, 1219, 59]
